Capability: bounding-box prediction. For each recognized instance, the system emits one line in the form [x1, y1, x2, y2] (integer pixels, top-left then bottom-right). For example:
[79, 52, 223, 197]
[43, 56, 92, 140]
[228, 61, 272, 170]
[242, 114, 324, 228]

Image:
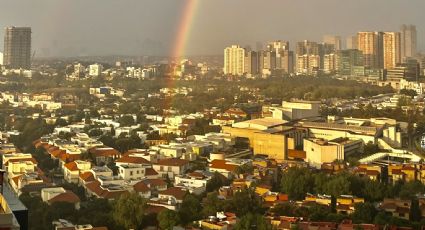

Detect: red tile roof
[156, 158, 189, 167]
[145, 168, 159, 176]
[209, 160, 238, 172]
[79, 172, 95, 183]
[144, 179, 167, 188]
[133, 181, 150, 193]
[116, 156, 151, 164]
[159, 187, 187, 201]
[48, 191, 80, 204]
[64, 162, 78, 171]
[89, 147, 120, 157]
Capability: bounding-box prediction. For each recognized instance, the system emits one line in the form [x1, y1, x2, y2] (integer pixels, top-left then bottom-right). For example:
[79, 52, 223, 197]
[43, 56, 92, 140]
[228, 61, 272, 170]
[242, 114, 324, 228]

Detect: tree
[206, 172, 229, 192]
[233, 213, 273, 230]
[352, 202, 377, 224]
[231, 188, 263, 216]
[280, 167, 313, 200]
[398, 181, 424, 199]
[178, 194, 202, 225]
[202, 192, 228, 217]
[113, 193, 146, 229]
[158, 209, 181, 230]
[322, 173, 351, 197]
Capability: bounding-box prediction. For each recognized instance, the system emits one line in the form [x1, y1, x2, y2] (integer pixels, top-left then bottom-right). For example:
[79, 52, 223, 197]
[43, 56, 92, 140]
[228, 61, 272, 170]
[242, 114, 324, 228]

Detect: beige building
[296, 54, 320, 75]
[401, 24, 417, 58]
[357, 31, 383, 68]
[324, 53, 337, 73]
[224, 45, 245, 76]
[270, 100, 321, 120]
[323, 35, 342, 50]
[222, 118, 305, 161]
[304, 138, 363, 168]
[383, 32, 401, 69]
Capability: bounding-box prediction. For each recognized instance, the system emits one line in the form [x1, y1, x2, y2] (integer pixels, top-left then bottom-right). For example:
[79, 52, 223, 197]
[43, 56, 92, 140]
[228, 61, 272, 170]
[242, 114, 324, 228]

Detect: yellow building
[383, 32, 401, 69]
[222, 118, 305, 162]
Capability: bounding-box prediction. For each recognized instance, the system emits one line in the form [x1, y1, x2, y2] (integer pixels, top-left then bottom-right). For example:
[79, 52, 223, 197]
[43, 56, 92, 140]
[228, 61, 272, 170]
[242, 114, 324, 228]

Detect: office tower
[323, 53, 337, 73]
[401, 24, 417, 58]
[357, 31, 383, 68]
[318, 43, 336, 69]
[224, 45, 245, 76]
[266, 40, 292, 73]
[267, 40, 289, 52]
[244, 51, 259, 75]
[296, 40, 319, 74]
[383, 32, 401, 69]
[3, 27, 31, 69]
[323, 35, 342, 50]
[336, 49, 363, 75]
[259, 50, 276, 71]
[280, 50, 294, 74]
[296, 40, 319, 56]
[346, 35, 358, 49]
[296, 54, 320, 75]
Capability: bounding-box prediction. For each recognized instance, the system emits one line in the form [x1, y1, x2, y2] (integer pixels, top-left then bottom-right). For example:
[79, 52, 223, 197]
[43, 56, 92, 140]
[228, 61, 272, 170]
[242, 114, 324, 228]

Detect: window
[130, 171, 133, 176]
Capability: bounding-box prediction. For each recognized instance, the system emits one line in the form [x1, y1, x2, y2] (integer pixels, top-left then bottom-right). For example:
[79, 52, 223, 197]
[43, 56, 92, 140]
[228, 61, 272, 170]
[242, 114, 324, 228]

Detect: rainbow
[171, 0, 199, 62]
[164, 0, 199, 111]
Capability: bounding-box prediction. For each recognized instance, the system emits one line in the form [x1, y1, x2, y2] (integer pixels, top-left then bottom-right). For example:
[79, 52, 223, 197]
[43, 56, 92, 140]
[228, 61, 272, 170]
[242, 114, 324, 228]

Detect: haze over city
[3, 1, 425, 230]
[1, 0, 425, 57]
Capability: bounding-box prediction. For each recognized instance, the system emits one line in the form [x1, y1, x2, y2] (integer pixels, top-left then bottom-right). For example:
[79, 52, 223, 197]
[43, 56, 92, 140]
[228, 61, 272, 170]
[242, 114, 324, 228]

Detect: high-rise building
[383, 32, 401, 69]
[3, 27, 31, 69]
[296, 54, 320, 75]
[280, 50, 294, 74]
[323, 53, 337, 73]
[401, 24, 417, 58]
[244, 51, 259, 75]
[267, 40, 289, 52]
[357, 31, 383, 68]
[89, 63, 103, 77]
[323, 35, 342, 50]
[296, 40, 319, 56]
[318, 43, 336, 69]
[266, 41, 293, 74]
[224, 45, 245, 76]
[336, 49, 363, 75]
[259, 50, 276, 71]
[296, 40, 319, 73]
[346, 35, 358, 49]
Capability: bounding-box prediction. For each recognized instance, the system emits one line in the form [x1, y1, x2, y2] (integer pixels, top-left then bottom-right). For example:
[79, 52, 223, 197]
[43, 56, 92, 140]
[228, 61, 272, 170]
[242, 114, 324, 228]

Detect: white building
[89, 64, 103, 77]
[224, 45, 245, 76]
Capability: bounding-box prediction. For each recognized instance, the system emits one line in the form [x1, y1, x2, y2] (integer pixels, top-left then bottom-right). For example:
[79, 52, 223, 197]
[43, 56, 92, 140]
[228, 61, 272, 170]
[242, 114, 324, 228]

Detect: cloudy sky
[0, 0, 424, 57]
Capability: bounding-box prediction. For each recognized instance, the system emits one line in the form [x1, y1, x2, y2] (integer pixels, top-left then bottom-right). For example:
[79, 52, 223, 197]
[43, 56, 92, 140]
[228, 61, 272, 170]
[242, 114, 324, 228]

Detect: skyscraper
[346, 35, 358, 49]
[336, 49, 363, 75]
[266, 40, 293, 73]
[383, 32, 401, 69]
[357, 32, 383, 68]
[224, 45, 245, 76]
[3, 27, 31, 69]
[400, 24, 417, 58]
[244, 51, 258, 75]
[323, 35, 342, 50]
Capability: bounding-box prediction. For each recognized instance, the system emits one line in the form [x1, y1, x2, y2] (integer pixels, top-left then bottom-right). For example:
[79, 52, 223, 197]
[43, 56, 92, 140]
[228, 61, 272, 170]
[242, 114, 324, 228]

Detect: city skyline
[0, 0, 424, 57]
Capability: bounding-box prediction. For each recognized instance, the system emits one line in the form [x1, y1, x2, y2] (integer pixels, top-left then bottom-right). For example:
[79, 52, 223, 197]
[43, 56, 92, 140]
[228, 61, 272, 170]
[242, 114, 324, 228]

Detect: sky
[0, 0, 424, 57]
